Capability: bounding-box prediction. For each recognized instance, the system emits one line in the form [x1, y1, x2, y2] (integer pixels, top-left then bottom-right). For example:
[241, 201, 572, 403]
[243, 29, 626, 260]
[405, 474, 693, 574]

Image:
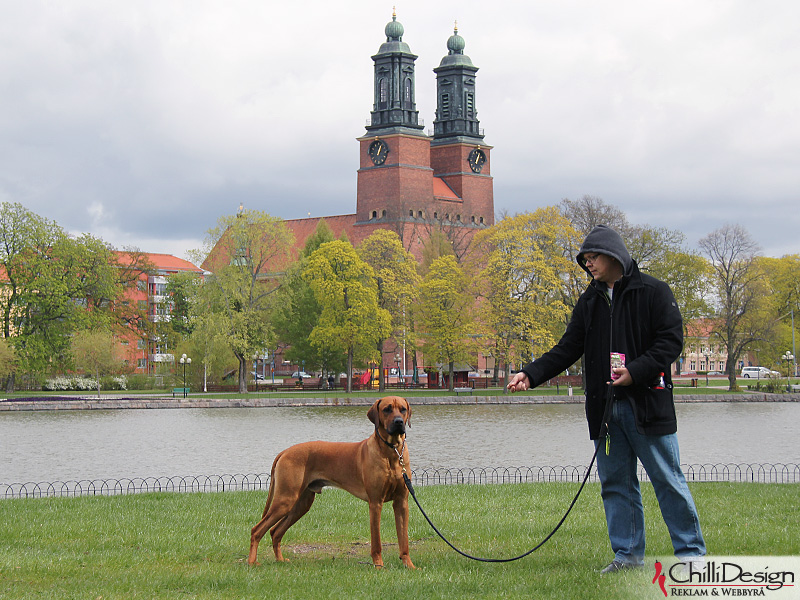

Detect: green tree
[416, 255, 474, 392]
[303, 240, 391, 393]
[358, 230, 421, 390]
[0, 203, 140, 389]
[0, 337, 16, 383]
[472, 208, 578, 389]
[756, 254, 800, 369]
[273, 220, 345, 379]
[199, 210, 295, 392]
[71, 329, 122, 398]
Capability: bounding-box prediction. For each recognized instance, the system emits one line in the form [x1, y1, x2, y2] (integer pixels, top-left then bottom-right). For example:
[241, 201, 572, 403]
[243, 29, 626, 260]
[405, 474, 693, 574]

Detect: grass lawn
[1, 482, 797, 599]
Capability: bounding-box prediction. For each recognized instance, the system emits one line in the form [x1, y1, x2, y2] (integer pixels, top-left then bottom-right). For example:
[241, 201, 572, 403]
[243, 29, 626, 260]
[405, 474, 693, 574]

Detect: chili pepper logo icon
[652, 561, 667, 597]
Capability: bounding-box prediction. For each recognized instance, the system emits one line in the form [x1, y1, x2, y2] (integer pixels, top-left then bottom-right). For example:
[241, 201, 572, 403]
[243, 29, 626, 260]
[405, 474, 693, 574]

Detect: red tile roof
[433, 176, 460, 200]
[116, 251, 203, 273]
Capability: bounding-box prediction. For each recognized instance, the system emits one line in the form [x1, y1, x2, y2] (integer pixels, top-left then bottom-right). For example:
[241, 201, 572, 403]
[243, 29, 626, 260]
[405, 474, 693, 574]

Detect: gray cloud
[1, 0, 798, 260]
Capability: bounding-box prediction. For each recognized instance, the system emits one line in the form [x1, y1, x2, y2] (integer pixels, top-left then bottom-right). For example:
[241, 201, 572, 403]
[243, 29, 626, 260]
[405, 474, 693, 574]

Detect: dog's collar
[375, 426, 405, 453]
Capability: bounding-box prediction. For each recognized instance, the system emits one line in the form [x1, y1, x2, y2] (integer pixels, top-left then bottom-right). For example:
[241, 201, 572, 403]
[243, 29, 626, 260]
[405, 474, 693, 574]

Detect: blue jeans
[594, 398, 706, 565]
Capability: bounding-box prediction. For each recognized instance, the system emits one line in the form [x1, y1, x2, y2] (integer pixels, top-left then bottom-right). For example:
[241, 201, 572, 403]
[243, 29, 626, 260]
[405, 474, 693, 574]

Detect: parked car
[740, 366, 779, 378]
[291, 371, 312, 379]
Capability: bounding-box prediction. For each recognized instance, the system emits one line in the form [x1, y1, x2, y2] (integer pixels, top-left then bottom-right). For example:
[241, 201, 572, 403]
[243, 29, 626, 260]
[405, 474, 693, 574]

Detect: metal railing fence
[2, 463, 797, 500]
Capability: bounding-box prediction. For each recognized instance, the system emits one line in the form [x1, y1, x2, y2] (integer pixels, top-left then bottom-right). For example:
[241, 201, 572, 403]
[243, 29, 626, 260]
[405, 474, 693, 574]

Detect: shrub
[100, 375, 128, 391]
[43, 376, 100, 391]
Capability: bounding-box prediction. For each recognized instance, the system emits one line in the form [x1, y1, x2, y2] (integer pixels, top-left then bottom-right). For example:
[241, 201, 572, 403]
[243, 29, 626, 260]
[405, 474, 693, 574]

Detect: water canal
[2, 402, 797, 485]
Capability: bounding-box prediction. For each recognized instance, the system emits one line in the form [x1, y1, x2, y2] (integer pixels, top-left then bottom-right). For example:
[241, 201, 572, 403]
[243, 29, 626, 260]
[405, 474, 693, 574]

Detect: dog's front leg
[393, 495, 415, 569]
[368, 500, 384, 568]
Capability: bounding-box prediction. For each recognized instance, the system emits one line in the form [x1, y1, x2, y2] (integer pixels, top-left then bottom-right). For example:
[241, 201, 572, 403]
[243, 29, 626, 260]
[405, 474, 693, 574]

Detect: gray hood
[576, 225, 633, 277]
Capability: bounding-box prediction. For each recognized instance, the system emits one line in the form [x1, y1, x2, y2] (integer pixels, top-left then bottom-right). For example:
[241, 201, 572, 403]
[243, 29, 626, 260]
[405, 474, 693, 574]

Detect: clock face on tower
[468, 148, 486, 173]
[368, 139, 389, 165]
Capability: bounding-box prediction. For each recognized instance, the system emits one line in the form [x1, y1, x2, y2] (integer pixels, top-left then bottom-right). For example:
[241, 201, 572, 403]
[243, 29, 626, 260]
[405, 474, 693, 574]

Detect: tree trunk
[236, 352, 248, 393]
[378, 339, 385, 392]
[448, 360, 455, 392]
[346, 347, 353, 393]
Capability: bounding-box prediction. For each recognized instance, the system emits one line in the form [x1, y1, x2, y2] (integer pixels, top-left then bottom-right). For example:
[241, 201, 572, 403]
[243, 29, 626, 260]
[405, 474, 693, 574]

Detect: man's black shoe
[600, 560, 643, 574]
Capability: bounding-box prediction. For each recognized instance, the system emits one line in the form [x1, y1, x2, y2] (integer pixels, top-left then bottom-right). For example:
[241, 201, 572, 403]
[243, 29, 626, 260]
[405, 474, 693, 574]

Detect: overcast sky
[2, 0, 798, 262]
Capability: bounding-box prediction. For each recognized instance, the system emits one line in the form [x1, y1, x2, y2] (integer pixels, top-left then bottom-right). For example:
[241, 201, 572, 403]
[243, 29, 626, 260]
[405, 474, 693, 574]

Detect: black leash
[401, 442, 600, 563]
[400, 386, 615, 563]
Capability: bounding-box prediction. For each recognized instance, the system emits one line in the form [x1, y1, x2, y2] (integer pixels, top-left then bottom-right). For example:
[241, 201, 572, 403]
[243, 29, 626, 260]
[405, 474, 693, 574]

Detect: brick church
[276, 12, 495, 260]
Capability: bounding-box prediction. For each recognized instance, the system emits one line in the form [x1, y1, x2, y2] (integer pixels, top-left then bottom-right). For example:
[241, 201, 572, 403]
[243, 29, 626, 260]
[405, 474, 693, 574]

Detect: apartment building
[116, 252, 204, 373]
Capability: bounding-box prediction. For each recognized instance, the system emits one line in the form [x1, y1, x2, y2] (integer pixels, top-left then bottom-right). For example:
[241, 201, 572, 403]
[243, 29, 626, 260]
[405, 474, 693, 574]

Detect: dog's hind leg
[248, 490, 303, 565]
[269, 488, 316, 562]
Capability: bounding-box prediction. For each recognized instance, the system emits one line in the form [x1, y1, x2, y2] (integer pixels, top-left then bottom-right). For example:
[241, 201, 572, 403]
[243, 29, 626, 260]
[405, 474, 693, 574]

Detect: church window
[466, 93, 475, 117]
[440, 93, 450, 118]
[372, 211, 377, 219]
[379, 79, 388, 109]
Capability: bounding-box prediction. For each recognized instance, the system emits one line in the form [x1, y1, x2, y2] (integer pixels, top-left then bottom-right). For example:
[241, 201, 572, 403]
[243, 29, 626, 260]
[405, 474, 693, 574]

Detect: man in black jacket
[508, 225, 706, 574]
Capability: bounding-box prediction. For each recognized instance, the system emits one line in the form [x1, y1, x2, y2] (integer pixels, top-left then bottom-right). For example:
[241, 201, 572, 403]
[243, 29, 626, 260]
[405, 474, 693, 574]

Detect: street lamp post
[704, 350, 711, 386]
[395, 353, 401, 385]
[782, 351, 794, 392]
[179, 353, 191, 399]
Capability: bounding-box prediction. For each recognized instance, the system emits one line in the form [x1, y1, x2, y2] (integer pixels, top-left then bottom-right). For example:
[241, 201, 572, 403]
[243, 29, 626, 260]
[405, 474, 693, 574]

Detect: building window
[440, 93, 450, 118]
[404, 78, 412, 106]
[379, 78, 388, 109]
[434, 212, 438, 219]
[417, 210, 423, 218]
[138, 339, 146, 350]
[479, 217, 484, 224]
[381, 209, 387, 217]
[138, 358, 147, 369]
[456, 214, 461, 222]
[409, 209, 414, 217]
[372, 210, 377, 219]
[466, 92, 475, 117]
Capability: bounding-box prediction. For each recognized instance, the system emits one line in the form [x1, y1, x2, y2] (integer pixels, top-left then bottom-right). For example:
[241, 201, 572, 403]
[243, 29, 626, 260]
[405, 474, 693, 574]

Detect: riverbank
[1, 391, 798, 411]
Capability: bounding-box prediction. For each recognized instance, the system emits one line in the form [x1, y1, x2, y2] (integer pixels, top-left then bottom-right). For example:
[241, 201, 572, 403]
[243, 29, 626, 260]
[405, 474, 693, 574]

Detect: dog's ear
[404, 399, 412, 427]
[367, 399, 381, 425]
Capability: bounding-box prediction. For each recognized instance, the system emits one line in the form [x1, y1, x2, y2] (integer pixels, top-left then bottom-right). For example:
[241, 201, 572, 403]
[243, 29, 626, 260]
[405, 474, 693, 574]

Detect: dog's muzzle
[388, 417, 406, 435]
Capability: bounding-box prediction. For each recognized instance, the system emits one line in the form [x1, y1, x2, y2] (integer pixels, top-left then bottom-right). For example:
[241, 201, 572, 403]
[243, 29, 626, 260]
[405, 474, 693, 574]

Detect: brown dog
[247, 396, 415, 569]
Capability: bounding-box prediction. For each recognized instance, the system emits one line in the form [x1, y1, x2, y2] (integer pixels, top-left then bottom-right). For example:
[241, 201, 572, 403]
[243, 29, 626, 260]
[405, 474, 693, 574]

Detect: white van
[740, 366, 778, 378]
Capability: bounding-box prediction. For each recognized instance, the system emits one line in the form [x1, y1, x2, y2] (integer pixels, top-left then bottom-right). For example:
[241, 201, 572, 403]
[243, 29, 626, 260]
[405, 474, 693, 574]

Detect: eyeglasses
[582, 253, 601, 266]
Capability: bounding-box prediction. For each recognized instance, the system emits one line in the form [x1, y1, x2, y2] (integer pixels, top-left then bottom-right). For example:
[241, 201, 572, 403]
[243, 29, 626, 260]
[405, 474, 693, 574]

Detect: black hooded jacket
[521, 225, 683, 439]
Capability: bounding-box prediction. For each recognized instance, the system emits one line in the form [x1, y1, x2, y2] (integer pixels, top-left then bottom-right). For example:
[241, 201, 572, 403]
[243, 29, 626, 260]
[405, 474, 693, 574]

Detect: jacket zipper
[603, 285, 614, 455]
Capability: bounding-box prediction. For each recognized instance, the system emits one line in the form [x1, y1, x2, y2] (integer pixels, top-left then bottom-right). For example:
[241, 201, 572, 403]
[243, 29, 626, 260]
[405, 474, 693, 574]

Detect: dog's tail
[262, 451, 283, 518]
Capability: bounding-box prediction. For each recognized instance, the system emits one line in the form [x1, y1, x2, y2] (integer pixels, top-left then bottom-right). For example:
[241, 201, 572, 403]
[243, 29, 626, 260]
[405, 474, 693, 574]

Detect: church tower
[356, 11, 432, 226]
[430, 24, 494, 226]
[355, 14, 494, 253]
